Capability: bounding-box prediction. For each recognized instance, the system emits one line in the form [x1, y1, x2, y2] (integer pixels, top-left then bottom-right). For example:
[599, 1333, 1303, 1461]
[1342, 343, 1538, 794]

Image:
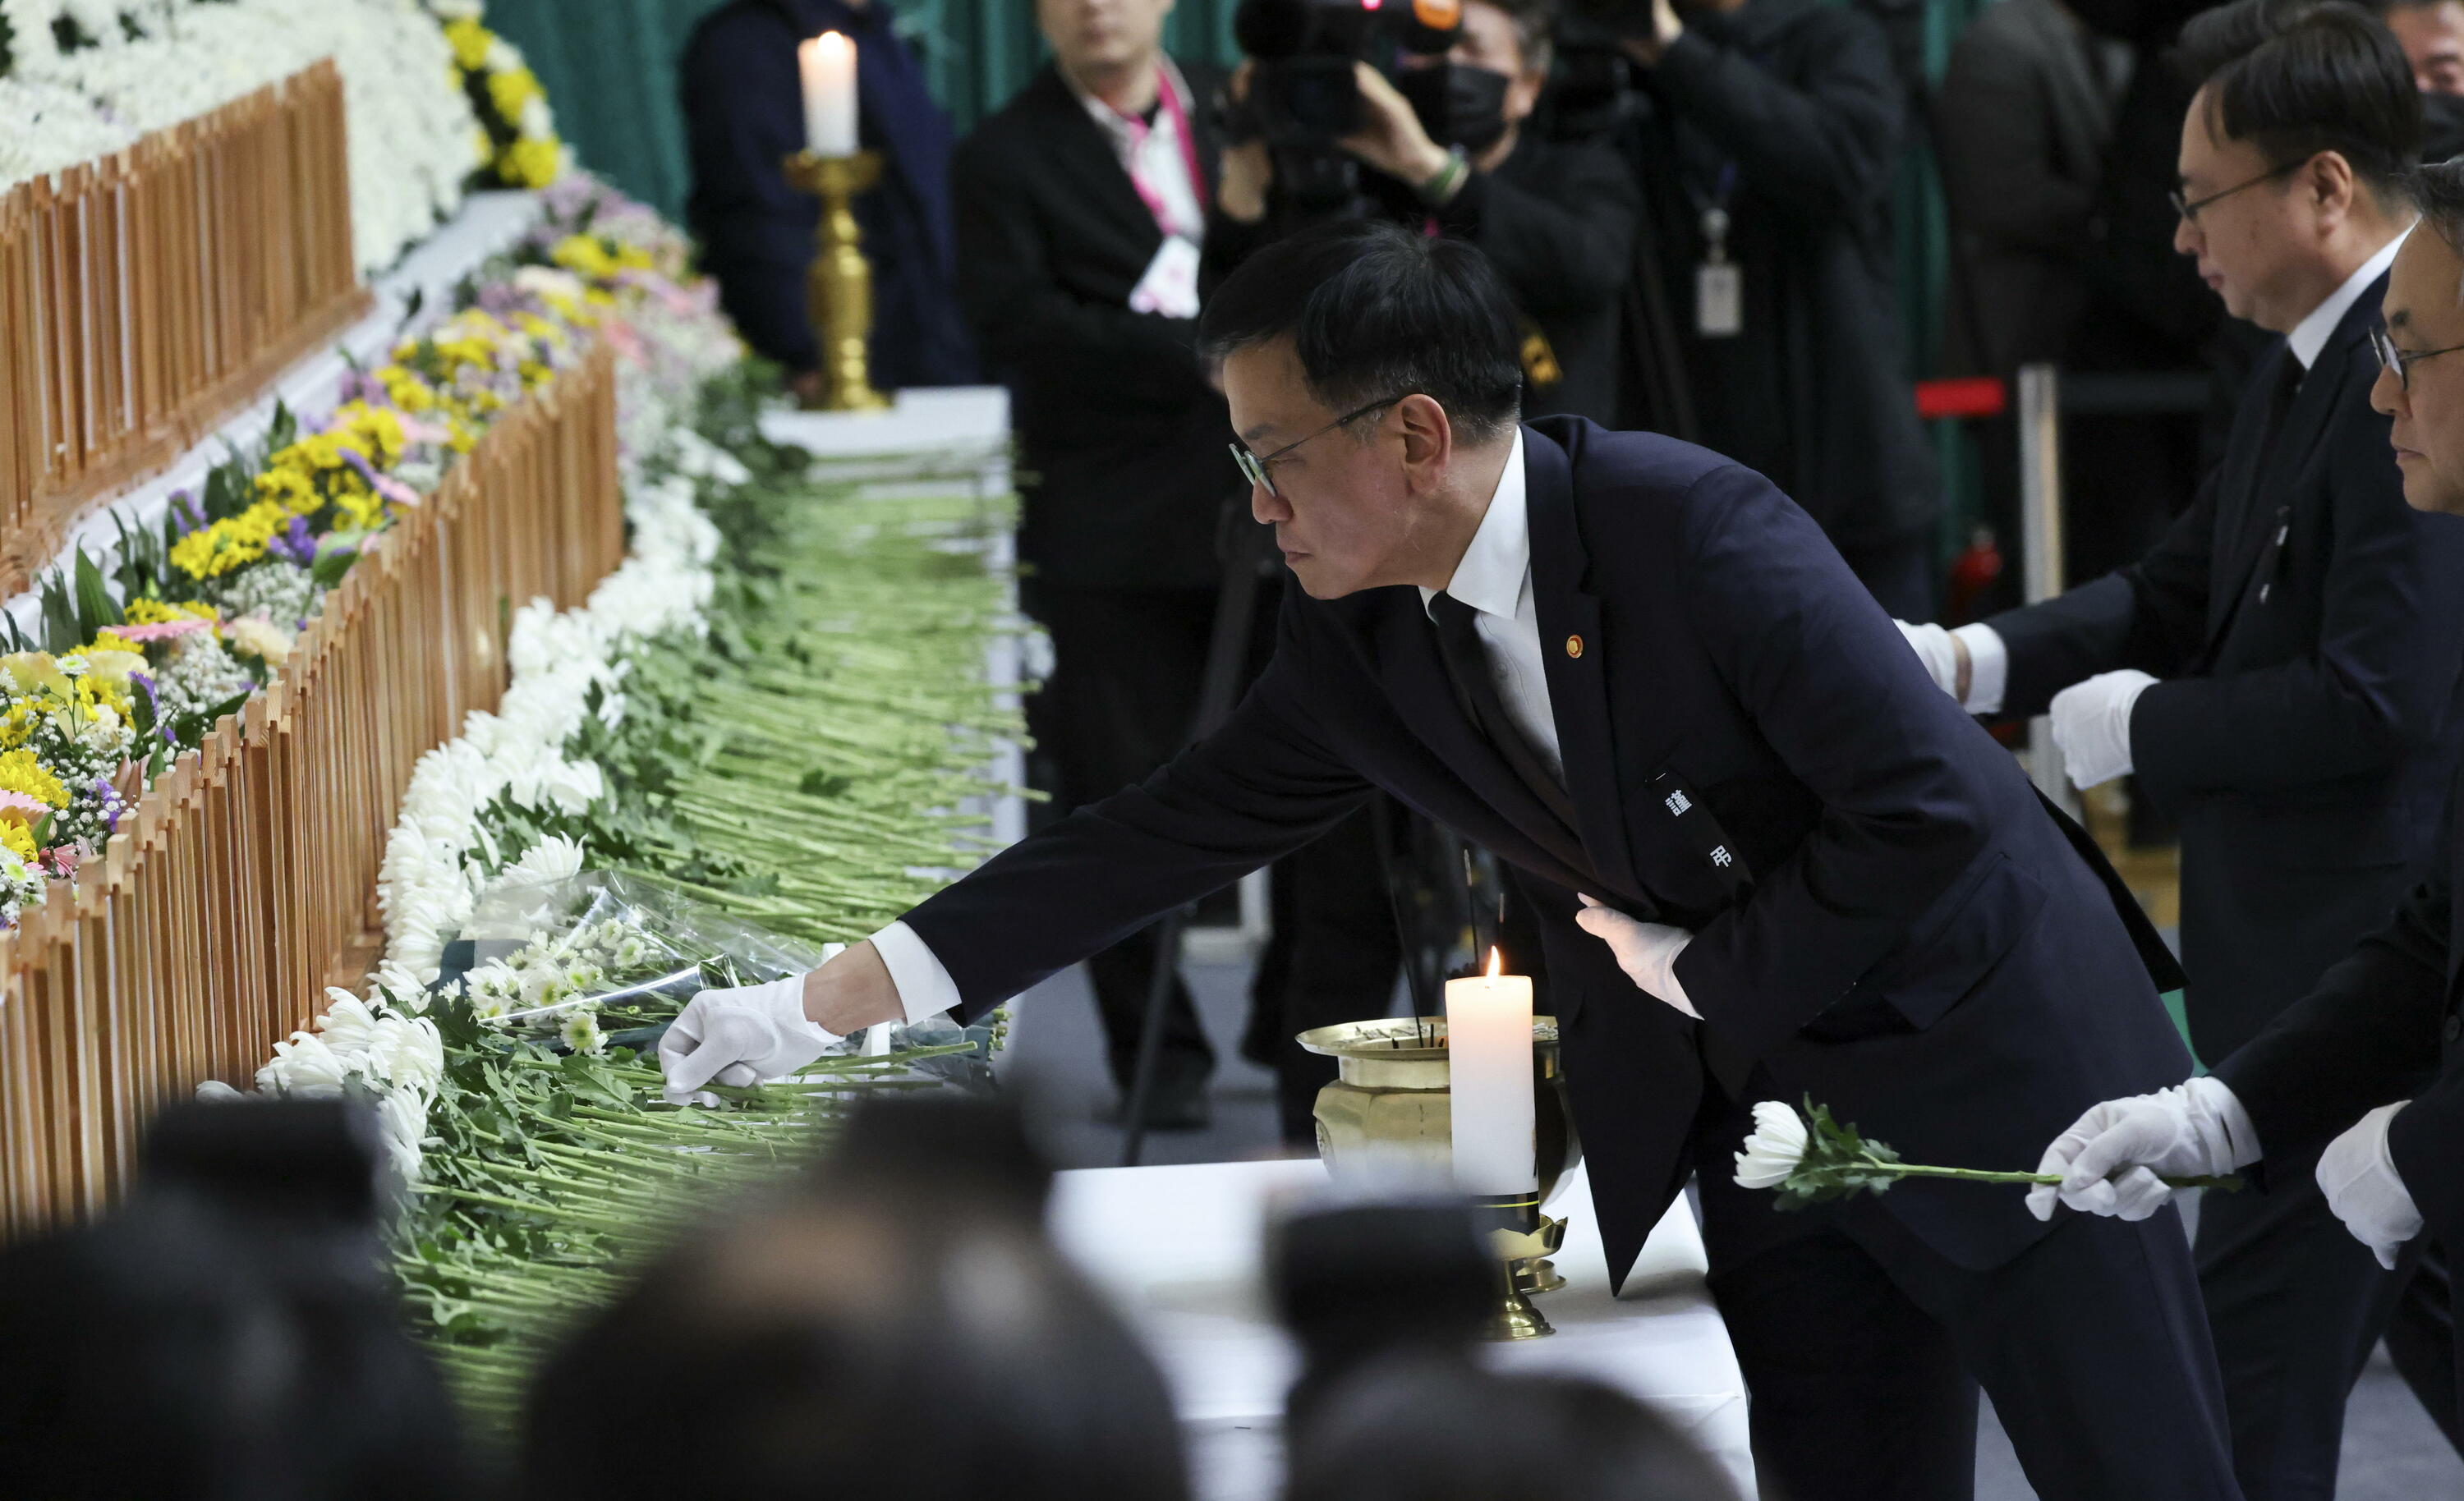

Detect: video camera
[1228, 0, 1465, 218]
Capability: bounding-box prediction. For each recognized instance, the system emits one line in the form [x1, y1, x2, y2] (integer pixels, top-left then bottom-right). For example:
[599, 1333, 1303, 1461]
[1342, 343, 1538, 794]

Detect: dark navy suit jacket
[2217, 751, 2464, 1436]
[903, 418, 2192, 1285]
[1988, 274, 2464, 1063]
[678, 0, 974, 387]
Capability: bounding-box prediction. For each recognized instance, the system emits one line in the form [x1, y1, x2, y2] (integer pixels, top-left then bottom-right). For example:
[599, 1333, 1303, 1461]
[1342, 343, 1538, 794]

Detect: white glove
[1574, 895, 1698, 1018]
[1896, 621, 1962, 698]
[2026, 1075, 2257, 1222]
[2318, 1102, 2423, 1270]
[659, 973, 840, 1105]
[2048, 669, 2157, 790]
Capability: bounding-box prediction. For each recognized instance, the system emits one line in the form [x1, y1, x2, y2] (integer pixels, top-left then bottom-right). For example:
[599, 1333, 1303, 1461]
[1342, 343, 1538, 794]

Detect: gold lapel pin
[1565, 634, 1584, 659]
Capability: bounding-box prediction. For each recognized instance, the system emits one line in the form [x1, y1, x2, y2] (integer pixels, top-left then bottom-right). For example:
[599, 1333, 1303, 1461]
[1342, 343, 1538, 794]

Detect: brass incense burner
[781, 149, 890, 413]
[1299, 1016, 1583, 1340]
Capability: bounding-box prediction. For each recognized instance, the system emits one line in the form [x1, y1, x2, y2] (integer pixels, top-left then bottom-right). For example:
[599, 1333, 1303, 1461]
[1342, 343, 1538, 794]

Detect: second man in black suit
[948, 0, 1236, 1127]
[1900, 6, 2464, 1494]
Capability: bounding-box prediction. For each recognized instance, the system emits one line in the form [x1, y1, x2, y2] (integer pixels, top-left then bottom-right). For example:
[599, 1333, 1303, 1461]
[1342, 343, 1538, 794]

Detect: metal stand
[781, 149, 890, 413]
[2016, 364, 2076, 819]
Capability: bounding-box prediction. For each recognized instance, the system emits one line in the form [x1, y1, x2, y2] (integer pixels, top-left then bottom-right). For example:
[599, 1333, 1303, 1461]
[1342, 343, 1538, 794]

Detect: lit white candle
[1446, 948, 1536, 1196]
[798, 31, 859, 158]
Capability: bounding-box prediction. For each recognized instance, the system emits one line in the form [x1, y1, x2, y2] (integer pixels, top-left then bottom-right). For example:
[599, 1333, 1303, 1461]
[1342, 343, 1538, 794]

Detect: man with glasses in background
[1900, 5, 2464, 1494]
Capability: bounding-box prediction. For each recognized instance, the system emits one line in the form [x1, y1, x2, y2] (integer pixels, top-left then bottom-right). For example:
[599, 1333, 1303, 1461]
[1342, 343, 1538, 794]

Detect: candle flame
[1486, 946, 1501, 980]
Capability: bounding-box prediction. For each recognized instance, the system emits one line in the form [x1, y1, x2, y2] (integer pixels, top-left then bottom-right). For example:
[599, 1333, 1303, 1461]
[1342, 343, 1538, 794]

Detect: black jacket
[1370, 132, 1641, 426]
[2215, 752, 2464, 1439]
[679, 0, 974, 388]
[952, 62, 1235, 591]
[1630, 0, 1939, 550]
[902, 418, 2190, 1286]
[1987, 274, 2464, 1063]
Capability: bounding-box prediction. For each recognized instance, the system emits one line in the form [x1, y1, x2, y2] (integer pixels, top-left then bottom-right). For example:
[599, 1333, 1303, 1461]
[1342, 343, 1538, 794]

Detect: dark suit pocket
[1848, 851, 2049, 1033]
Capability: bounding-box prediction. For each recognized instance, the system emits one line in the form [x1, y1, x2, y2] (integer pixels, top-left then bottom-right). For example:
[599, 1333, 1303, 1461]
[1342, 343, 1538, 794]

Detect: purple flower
[169, 491, 206, 535]
[90, 779, 123, 834]
[337, 370, 384, 405]
[267, 516, 316, 567]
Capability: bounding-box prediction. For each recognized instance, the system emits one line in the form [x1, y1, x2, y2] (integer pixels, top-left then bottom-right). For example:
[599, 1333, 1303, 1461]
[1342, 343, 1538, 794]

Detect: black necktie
[2256, 354, 2304, 470]
[1428, 592, 1579, 835]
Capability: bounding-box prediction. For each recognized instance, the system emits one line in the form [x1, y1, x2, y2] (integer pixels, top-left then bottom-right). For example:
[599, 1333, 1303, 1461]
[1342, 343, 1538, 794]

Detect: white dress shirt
[1414, 429, 1565, 782]
[1951, 225, 2414, 716]
[1059, 57, 1207, 243]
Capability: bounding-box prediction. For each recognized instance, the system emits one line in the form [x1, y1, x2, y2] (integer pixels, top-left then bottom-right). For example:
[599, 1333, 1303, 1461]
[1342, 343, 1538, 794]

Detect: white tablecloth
[1049, 1159, 1755, 1501]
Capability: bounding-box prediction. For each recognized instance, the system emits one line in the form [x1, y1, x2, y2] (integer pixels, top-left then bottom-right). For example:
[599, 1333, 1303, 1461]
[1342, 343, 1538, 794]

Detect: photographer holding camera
[1216, 0, 1641, 425]
[1616, 0, 1941, 618]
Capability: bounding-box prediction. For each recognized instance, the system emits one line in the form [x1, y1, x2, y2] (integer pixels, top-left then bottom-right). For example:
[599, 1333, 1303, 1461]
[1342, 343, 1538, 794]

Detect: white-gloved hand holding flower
[659, 972, 840, 1105]
[2317, 1102, 2423, 1269]
[2048, 669, 2158, 791]
[2026, 1075, 2255, 1222]
[1574, 895, 1698, 1017]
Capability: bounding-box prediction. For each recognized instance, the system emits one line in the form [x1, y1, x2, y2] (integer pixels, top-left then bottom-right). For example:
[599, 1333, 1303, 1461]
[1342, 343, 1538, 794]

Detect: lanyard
[1106, 67, 1206, 239]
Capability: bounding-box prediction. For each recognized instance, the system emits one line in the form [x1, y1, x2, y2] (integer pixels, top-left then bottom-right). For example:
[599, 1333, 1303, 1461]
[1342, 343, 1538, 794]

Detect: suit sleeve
[1669, 465, 2011, 1059]
[1983, 470, 2217, 719]
[1648, 11, 1900, 231]
[2129, 402, 2464, 801]
[2214, 861, 2450, 1158]
[949, 130, 1213, 411]
[898, 605, 1373, 1020]
[1434, 144, 1640, 316]
[2388, 1048, 2464, 1249]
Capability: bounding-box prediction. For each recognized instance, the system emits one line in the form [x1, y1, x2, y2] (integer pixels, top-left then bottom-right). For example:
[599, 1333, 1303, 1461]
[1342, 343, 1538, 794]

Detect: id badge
[1696, 261, 1742, 338]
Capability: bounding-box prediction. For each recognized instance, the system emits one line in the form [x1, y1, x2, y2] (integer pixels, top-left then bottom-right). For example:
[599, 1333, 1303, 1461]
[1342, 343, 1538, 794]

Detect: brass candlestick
[1299, 1016, 1584, 1341]
[781, 149, 891, 412]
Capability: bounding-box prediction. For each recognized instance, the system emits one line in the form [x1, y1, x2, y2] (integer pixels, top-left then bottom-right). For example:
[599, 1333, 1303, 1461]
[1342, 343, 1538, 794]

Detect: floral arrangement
[428, 0, 567, 190]
[0, 172, 704, 930]
[0, 0, 554, 273]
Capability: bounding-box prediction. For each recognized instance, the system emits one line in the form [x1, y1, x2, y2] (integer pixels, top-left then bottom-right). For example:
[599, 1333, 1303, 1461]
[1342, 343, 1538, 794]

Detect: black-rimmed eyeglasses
[2170, 160, 2304, 226]
[1229, 393, 1412, 497]
[2371, 324, 2464, 392]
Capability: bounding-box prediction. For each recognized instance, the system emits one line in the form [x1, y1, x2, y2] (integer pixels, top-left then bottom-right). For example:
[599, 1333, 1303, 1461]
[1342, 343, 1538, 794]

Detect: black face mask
[1395, 63, 1514, 157]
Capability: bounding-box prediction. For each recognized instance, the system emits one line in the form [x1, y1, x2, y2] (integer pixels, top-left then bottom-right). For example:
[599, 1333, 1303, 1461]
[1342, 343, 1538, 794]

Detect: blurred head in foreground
[0, 1099, 471, 1501]
[1285, 1357, 1741, 1501]
[523, 1093, 1184, 1501]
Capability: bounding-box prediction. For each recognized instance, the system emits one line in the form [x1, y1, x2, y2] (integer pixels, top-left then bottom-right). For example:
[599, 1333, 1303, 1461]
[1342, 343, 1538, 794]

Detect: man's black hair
[2410, 158, 2464, 264]
[1198, 218, 1525, 446]
[2176, 0, 2423, 201]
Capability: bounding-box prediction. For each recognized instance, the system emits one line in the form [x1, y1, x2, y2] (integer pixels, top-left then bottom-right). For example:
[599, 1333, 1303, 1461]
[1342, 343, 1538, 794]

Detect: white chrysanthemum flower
[376, 1087, 430, 1184]
[559, 1009, 605, 1056]
[316, 992, 382, 1061]
[257, 1031, 349, 1098]
[1734, 1100, 1812, 1191]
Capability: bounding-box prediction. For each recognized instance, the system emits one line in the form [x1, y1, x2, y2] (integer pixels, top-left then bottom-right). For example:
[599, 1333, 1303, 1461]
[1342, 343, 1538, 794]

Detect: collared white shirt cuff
[2186, 1074, 2264, 1171]
[1952, 623, 2008, 716]
[867, 920, 960, 1026]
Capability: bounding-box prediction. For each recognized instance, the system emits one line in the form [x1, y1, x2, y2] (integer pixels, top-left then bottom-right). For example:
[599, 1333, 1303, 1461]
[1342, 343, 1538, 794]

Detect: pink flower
[113, 619, 213, 642]
[0, 792, 48, 821]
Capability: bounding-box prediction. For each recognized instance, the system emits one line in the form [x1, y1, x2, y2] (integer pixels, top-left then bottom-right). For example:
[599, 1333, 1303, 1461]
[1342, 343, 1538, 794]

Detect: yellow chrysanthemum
[170, 500, 287, 581]
[378, 364, 437, 414]
[444, 17, 493, 71]
[334, 486, 389, 534]
[0, 819, 39, 866]
[121, 599, 215, 627]
[254, 463, 318, 515]
[331, 402, 407, 467]
[486, 66, 540, 122]
[503, 136, 563, 189]
[0, 749, 68, 809]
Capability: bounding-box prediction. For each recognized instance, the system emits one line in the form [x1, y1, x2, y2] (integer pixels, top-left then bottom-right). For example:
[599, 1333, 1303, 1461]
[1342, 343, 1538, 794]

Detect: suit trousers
[1694, 1086, 2241, 1501]
[1025, 583, 1220, 1095]
[2195, 1144, 2462, 1499]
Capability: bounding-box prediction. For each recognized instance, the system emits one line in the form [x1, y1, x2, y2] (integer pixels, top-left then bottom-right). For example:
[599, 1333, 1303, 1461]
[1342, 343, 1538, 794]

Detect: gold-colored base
[1515, 1256, 1566, 1295]
[782, 149, 891, 413]
[1483, 1205, 1566, 1340]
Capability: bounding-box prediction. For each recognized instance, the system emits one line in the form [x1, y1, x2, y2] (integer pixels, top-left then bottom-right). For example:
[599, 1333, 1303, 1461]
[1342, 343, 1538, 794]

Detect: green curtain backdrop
[480, 0, 1248, 220]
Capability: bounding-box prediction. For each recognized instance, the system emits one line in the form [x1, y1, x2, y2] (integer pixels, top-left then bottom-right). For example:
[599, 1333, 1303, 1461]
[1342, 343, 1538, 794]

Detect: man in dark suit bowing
[1898, 9, 2464, 1492]
[660, 222, 2241, 1499]
[947, 0, 1239, 1127]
